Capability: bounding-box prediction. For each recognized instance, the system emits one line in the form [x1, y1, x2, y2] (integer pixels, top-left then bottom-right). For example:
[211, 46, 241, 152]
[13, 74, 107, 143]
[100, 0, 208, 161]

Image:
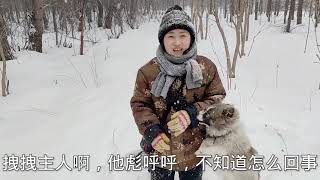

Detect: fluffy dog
[196, 103, 260, 180]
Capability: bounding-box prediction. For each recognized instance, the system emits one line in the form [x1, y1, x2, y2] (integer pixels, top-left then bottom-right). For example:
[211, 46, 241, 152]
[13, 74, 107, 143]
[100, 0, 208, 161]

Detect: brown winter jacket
[130, 55, 226, 171]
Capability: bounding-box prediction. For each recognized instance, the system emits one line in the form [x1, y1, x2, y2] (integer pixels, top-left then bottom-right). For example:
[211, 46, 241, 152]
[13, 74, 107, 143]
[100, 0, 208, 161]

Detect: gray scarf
[150, 44, 203, 99]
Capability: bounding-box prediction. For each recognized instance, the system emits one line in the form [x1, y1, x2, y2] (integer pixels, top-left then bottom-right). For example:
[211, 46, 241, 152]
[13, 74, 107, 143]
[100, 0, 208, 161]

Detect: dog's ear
[222, 107, 234, 118]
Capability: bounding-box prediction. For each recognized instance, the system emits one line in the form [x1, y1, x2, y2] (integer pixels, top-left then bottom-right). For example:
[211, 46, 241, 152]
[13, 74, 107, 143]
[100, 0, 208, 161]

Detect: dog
[195, 103, 260, 180]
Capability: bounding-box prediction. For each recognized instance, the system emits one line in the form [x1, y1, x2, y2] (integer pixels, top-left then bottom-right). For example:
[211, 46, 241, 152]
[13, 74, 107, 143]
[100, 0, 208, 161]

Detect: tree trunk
[297, 0, 304, 24]
[96, 0, 103, 27]
[266, 0, 272, 22]
[51, 3, 58, 46]
[30, 0, 44, 53]
[259, 0, 263, 14]
[15, 1, 21, 24]
[78, 0, 86, 32]
[284, 0, 290, 24]
[0, 40, 7, 97]
[0, 16, 8, 96]
[213, 5, 232, 78]
[245, 2, 250, 41]
[283, 0, 289, 24]
[277, 0, 281, 16]
[197, 0, 204, 40]
[8, 2, 15, 22]
[286, 0, 296, 32]
[240, 0, 247, 57]
[86, 1, 92, 23]
[230, 0, 234, 22]
[255, 0, 259, 20]
[224, 0, 228, 19]
[209, 0, 213, 14]
[316, 0, 320, 28]
[43, 11, 49, 30]
[80, 0, 86, 55]
[0, 16, 13, 61]
[104, 0, 114, 29]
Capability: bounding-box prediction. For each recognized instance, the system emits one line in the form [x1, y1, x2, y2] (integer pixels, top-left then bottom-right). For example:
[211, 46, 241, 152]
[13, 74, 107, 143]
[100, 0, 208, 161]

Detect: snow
[1, 14, 320, 180]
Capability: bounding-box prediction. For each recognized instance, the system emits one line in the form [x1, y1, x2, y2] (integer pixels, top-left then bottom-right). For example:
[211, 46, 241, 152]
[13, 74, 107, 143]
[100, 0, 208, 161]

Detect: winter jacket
[130, 55, 226, 171]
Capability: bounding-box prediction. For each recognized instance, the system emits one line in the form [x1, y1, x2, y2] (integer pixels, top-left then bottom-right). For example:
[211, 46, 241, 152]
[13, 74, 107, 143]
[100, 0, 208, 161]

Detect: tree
[51, 0, 58, 46]
[213, 0, 245, 85]
[286, 0, 296, 32]
[255, 0, 259, 20]
[297, 0, 304, 24]
[266, 0, 272, 22]
[80, 0, 86, 55]
[196, 0, 205, 40]
[0, 40, 8, 96]
[284, 0, 290, 23]
[0, 16, 10, 96]
[96, 0, 103, 27]
[104, 0, 115, 29]
[0, 15, 13, 61]
[315, 0, 320, 28]
[30, 0, 44, 53]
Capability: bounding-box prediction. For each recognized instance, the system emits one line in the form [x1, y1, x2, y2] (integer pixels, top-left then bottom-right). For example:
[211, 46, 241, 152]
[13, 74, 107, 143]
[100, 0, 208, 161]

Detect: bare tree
[30, 0, 44, 52]
[0, 15, 13, 61]
[259, 0, 263, 15]
[96, 0, 103, 27]
[284, 0, 290, 23]
[316, 0, 320, 28]
[80, 0, 86, 55]
[0, 40, 7, 96]
[286, 0, 296, 32]
[266, 0, 272, 22]
[124, 0, 139, 29]
[213, 0, 245, 82]
[0, 16, 9, 96]
[224, 0, 228, 19]
[241, 0, 249, 56]
[274, 0, 281, 16]
[255, 0, 259, 20]
[104, 0, 114, 29]
[51, 0, 58, 46]
[197, 0, 205, 40]
[297, 0, 304, 24]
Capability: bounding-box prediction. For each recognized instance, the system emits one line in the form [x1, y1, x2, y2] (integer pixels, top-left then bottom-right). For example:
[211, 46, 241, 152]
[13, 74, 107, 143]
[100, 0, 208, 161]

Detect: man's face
[163, 29, 191, 57]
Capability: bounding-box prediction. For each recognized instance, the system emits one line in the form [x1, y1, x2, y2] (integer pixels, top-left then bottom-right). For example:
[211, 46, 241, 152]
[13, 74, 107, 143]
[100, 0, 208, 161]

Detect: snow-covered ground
[0, 14, 320, 180]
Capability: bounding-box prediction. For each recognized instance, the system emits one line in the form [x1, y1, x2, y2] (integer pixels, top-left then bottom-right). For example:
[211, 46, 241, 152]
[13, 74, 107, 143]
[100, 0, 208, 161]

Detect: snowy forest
[0, 0, 320, 180]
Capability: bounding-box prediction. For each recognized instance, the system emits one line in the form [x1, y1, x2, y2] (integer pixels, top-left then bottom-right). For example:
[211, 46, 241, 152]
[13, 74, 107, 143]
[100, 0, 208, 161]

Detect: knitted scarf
[150, 44, 203, 99]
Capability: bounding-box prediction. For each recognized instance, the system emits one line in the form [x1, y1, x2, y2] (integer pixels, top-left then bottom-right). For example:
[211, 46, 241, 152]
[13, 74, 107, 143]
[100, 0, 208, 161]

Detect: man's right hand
[151, 133, 170, 153]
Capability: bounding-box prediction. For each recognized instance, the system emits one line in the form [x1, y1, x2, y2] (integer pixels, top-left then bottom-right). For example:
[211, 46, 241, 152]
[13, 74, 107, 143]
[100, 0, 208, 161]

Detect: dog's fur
[196, 103, 260, 180]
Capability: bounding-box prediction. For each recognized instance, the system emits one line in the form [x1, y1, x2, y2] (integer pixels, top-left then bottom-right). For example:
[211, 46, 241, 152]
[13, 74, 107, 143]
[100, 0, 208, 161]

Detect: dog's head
[197, 103, 240, 137]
